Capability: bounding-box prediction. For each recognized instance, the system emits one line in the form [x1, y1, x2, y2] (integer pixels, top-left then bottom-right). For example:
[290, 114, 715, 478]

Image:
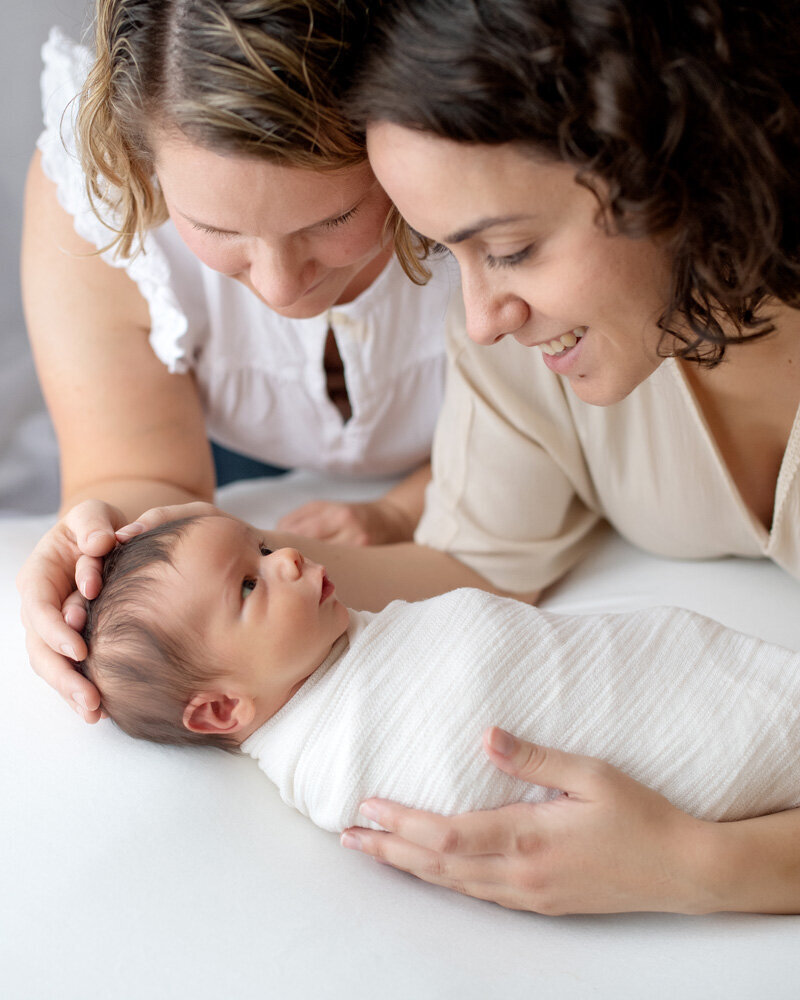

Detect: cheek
[315, 212, 386, 269]
[171, 218, 248, 275]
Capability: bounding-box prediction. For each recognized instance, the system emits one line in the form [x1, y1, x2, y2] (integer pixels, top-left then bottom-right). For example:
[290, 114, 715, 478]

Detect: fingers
[116, 501, 220, 539]
[74, 553, 105, 601]
[24, 629, 103, 722]
[63, 499, 125, 556]
[62, 590, 87, 633]
[483, 727, 606, 796]
[277, 502, 371, 546]
[352, 798, 523, 856]
[341, 825, 509, 896]
[18, 566, 88, 662]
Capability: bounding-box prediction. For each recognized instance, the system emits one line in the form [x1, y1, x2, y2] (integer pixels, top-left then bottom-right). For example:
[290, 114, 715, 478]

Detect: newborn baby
[79, 513, 800, 831]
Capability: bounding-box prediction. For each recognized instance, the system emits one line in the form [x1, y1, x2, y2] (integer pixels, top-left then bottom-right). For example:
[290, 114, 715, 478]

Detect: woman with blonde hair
[18, 0, 488, 715]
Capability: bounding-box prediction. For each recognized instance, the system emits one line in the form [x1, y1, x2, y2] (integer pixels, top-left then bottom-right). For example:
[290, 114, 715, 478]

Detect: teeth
[540, 327, 586, 356]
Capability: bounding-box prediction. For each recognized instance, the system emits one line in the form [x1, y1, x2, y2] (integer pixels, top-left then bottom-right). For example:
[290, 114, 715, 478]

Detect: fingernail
[116, 522, 144, 540]
[61, 643, 78, 660]
[488, 727, 516, 757]
[64, 607, 82, 629]
[73, 692, 89, 711]
[341, 832, 363, 851]
[358, 801, 381, 822]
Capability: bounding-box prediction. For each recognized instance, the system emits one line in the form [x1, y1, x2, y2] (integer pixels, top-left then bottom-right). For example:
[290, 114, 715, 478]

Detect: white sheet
[3, 471, 800, 1000]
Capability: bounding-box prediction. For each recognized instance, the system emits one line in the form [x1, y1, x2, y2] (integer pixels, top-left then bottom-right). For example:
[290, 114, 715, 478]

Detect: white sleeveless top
[38, 28, 453, 476]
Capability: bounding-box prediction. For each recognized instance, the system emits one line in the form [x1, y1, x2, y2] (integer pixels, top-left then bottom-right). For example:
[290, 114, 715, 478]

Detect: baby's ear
[182, 693, 255, 734]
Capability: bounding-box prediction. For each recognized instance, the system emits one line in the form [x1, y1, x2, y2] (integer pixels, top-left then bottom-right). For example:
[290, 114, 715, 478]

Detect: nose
[460, 269, 530, 346]
[247, 241, 317, 309]
[269, 547, 304, 581]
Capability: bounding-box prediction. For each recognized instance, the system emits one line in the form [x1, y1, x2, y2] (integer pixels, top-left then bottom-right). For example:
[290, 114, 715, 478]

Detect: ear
[182, 692, 256, 735]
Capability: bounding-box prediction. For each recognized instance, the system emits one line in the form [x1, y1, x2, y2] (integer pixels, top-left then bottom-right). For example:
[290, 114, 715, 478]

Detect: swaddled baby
[79, 513, 800, 830]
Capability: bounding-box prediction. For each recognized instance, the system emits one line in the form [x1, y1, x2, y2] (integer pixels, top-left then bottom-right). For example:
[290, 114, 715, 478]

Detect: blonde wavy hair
[75, 0, 416, 268]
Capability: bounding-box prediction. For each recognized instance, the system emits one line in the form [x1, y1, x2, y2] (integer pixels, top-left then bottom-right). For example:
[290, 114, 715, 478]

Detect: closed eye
[322, 206, 359, 230]
[190, 221, 237, 239]
[486, 245, 534, 269]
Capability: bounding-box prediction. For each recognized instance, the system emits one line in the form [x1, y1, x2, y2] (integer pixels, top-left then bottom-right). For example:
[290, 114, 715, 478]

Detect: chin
[567, 376, 639, 408]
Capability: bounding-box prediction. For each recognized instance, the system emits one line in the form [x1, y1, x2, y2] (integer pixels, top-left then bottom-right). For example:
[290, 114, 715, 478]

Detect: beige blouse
[416, 298, 800, 594]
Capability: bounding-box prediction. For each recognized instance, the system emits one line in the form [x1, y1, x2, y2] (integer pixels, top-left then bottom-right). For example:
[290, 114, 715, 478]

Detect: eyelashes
[486, 245, 534, 269]
[190, 205, 360, 239]
[190, 221, 236, 238]
[322, 206, 359, 230]
[242, 543, 272, 600]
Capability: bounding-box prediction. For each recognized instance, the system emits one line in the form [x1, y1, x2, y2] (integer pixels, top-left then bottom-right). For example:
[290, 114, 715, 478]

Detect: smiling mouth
[319, 573, 335, 604]
[538, 326, 587, 355]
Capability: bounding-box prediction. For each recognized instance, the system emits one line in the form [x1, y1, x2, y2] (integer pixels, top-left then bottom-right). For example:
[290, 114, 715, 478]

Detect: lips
[319, 572, 335, 604]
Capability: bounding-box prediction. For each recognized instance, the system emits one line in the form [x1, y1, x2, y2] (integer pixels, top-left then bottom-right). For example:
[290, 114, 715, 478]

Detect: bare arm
[21, 150, 215, 520]
[18, 151, 215, 718]
[120, 504, 538, 611]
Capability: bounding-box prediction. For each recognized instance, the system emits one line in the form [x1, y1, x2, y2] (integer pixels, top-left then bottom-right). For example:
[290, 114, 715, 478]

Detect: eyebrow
[443, 214, 536, 245]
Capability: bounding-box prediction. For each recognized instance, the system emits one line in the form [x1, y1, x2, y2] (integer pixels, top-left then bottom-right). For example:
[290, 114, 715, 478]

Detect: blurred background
[1, 0, 89, 515]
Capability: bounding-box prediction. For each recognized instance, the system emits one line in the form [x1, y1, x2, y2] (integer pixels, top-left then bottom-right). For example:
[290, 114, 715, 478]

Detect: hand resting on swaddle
[76, 513, 800, 831]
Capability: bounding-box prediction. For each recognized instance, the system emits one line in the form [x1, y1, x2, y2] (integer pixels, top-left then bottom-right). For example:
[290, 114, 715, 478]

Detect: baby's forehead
[159, 513, 248, 604]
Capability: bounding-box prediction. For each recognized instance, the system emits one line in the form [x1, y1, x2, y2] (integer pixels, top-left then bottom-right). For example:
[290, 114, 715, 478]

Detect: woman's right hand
[17, 499, 223, 723]
[17, 499, 128, 722]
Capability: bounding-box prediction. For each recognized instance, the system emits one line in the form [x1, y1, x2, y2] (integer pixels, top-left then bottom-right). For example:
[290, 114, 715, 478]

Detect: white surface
[3, 471, 800, 1000]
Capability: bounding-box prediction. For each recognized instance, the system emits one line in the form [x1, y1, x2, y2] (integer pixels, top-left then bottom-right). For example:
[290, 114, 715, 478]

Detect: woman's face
[153, 133, 393, 319]
[368, 123, 675, 406]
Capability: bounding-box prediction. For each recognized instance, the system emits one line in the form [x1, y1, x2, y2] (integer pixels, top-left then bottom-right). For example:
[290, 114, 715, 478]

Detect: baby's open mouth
[319, 573, 334, 604]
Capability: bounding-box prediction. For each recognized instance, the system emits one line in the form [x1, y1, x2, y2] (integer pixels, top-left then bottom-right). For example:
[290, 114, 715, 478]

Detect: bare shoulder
[21, 149, 213, 506]
[22, 148, 151, 335]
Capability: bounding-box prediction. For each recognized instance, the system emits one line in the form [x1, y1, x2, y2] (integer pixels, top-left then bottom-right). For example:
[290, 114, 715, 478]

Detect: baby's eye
[259, 544, 273, 557]
[242, 577, 257, 599]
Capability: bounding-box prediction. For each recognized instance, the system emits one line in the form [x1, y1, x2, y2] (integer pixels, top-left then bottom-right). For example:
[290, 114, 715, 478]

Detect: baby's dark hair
[78, 516, 239, 753]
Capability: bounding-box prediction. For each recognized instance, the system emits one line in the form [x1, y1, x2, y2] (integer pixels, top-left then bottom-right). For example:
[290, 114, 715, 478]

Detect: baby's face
[163, 515, 350, 720]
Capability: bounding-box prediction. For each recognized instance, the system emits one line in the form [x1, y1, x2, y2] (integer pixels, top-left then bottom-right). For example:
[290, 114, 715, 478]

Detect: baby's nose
[275, 547, 304, 579]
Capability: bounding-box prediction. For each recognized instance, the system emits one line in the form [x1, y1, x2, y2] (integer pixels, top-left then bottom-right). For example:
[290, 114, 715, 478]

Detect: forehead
[366, 122, 586, 239]
[159, 516, 247, 605]
[151, 131, 376, 232]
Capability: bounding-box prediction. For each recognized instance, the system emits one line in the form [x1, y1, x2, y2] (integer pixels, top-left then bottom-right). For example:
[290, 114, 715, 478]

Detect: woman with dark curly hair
[338, 0, 800, 915]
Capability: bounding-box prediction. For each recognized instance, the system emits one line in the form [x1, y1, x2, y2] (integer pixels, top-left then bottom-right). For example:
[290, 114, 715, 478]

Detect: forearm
[60, 478, 213, 523]
[375, 462, 432, 539]
[258, 533, 528, 611]
[689, 807, 800, 914]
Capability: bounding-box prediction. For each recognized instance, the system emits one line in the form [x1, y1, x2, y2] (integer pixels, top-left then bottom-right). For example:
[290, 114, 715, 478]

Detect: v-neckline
[669, 357, 800, 549]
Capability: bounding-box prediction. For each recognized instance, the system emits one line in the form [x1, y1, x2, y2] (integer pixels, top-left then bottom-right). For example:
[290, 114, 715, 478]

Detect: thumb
[483, 727, 596, 795]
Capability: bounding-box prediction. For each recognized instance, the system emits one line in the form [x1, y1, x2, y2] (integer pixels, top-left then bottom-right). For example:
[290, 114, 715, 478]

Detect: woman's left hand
[276, 497, 415, 546]
[341, 727, 716, 914]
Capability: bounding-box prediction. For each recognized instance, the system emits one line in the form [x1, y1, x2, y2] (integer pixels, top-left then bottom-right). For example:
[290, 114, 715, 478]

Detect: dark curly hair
[353, 0, 800, 363]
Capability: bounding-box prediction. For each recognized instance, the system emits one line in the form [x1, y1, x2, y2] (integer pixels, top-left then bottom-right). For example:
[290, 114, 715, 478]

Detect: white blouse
[38, 28, 452, 476]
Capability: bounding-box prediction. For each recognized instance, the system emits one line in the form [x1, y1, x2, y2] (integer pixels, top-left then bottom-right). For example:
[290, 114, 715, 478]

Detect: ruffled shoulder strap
[37, 28, 190, 373]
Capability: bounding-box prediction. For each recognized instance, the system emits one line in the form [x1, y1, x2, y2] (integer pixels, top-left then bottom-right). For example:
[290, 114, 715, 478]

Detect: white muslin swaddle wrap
[242, 589, 800, 832]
